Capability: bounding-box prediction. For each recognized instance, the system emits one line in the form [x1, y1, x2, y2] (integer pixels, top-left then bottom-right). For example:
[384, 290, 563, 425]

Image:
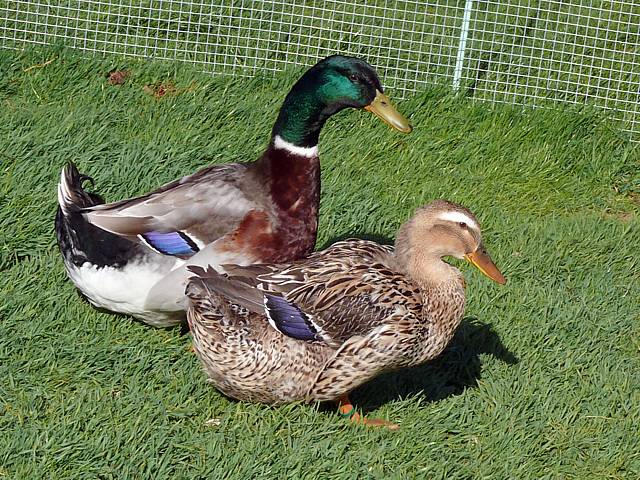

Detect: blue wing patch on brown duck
[264, 294, 320, 341]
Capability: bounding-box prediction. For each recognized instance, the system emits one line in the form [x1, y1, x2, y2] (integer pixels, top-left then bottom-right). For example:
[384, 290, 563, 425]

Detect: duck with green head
[55, 55, 412, 327]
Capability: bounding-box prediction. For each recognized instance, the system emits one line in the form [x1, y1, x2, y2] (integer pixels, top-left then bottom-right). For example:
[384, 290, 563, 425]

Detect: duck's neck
[257, 140, 320, 211]
[271, 85, 343, 148]
[246, 83, 344, 258]
[270, 135, 319, 159]
[251, 139, 321, 260]
[253, 84, 334, 218]
[401, 254, 467, 361]
[408, 255, 464, 290]
[394, 230, 462, 290]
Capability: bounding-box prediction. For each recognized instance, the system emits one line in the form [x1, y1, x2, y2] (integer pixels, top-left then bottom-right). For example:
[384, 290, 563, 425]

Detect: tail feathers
[57, 163, 104, 215]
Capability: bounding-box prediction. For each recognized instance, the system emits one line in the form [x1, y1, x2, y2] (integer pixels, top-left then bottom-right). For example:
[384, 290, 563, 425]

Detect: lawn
[0, 46, 639, 478]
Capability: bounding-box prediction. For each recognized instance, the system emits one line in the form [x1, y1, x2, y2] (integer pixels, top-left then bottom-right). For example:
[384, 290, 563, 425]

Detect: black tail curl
[55, 162, 143, 268]
[57, 162, 104, 212]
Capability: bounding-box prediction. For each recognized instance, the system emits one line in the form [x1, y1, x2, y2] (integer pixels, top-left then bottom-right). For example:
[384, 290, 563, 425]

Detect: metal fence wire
[2, 1, 639, 136]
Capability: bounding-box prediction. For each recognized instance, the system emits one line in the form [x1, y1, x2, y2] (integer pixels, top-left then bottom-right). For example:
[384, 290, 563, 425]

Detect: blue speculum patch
[265, 294, 317, 341]
[141, 231, 199, 256]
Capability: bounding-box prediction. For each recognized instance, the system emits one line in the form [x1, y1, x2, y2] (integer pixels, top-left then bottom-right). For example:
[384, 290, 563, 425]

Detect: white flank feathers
[64, 257, 184, 327]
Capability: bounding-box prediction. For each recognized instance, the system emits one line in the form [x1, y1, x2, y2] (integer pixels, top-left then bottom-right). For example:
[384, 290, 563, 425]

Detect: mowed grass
[1, 47, 639, 478]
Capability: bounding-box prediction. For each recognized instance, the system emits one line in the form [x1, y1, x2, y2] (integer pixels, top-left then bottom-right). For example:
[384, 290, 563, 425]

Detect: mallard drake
[186, 200, 506, 428]
[55, 55, 411, 327]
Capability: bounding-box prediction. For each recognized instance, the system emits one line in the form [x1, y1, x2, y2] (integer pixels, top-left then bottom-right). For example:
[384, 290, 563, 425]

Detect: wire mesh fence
[2, 1, 639, 136]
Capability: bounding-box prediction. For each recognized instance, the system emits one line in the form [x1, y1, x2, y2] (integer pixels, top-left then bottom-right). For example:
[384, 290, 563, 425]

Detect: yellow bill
[364, 90, 412, 133]
[465, 249, 506, 285]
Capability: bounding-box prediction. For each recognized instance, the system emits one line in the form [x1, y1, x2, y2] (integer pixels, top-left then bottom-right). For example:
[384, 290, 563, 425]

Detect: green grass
[2, 1, 640, 135]
[1, 46, 639, 479]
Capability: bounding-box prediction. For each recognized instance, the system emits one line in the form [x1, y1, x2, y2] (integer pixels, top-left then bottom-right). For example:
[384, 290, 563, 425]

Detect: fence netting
[2, 1, 639, 135]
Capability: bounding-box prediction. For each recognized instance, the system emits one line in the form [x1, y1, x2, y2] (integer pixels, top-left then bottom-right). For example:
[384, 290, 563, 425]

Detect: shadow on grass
[345, 317, 518, 414]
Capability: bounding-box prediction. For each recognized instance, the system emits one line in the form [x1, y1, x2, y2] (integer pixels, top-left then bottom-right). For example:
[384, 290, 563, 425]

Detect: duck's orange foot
[337, 395, 399, 431]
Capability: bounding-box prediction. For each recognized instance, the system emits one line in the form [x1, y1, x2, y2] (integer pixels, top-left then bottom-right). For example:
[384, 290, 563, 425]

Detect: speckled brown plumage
[186, 200, 505, 407]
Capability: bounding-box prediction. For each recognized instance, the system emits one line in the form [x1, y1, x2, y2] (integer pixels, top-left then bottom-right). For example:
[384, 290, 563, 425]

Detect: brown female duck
[186, 200, 506, 428]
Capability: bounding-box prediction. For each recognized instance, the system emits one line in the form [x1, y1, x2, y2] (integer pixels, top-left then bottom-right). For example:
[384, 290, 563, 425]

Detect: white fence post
[453, 0, 475, 92]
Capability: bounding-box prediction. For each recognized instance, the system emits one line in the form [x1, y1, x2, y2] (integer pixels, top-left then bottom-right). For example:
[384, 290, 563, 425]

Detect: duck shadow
[335, 317, 518, 414]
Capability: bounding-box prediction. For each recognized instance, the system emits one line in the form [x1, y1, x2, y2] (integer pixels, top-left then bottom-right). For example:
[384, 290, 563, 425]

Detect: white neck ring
[273, 135, 318, 158]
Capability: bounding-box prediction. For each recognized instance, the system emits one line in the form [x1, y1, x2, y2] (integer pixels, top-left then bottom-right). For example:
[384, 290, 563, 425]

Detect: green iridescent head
[272, 55, 412, 148]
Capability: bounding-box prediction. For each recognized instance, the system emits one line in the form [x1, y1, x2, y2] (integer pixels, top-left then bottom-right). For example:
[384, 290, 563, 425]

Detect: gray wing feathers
[84, 164, 257, 237]
[186, 266, 265, 315]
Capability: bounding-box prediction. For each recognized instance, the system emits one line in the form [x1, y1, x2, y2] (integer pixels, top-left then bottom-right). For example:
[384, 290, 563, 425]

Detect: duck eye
[349, 73, 359, 82]
[459, 222, 467, 229]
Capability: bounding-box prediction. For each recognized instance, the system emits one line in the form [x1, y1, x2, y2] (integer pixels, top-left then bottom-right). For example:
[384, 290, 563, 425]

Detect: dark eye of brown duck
[459, 222, 467, 229]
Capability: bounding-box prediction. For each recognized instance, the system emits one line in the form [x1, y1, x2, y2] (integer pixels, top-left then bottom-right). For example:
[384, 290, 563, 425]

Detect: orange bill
[465, 249, 506, 285]
[364, 90, 412, 133]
